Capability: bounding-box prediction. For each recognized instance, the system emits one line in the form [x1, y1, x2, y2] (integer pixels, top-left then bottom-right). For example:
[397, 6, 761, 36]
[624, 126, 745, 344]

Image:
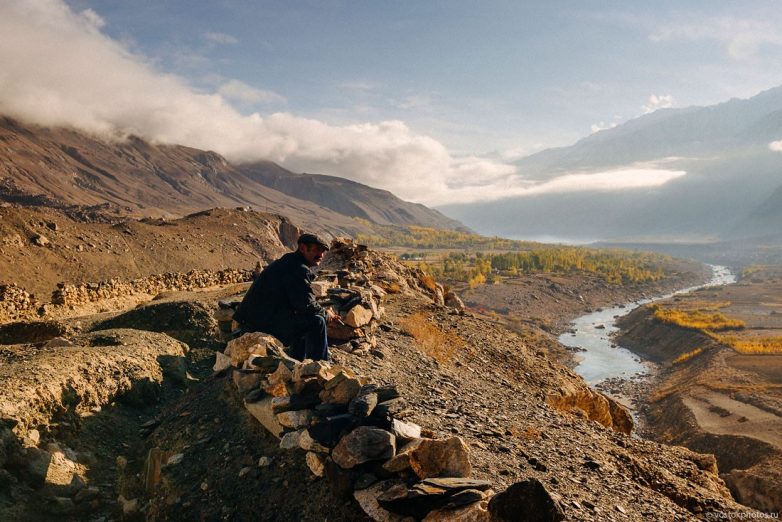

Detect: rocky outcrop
[546, 381, 634, 435]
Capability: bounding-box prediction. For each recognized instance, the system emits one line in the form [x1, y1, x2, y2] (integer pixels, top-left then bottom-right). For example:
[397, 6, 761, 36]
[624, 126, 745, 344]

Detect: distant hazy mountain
[0, 116, 466, 235]
[441, 87, 782, 242]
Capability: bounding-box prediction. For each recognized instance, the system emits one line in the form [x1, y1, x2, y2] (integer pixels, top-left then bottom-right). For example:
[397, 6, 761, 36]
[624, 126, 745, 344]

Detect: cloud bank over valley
[0, 0, 690, 207]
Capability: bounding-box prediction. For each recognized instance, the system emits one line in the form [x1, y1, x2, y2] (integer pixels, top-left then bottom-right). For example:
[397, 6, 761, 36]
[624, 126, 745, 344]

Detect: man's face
[299, 243, 327, 267]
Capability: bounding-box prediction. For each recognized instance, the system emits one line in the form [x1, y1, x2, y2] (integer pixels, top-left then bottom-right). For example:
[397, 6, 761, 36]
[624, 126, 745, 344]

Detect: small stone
[31, 234, 50, 247]
[391, 419, 421, 441]
[213, 352, 232, 372]
[280, 430, 303, 450]
[292, 360, 331, 382]
[200, 482, 208, 491]
[28, 429, 40, 444]
[232, 369, 262, 394]
[118, 495, 139, 516]
[258, 456, 272, 467]
[238, 466, 252, 478]
[299, 430, 329, 453]
[165, 453, 184, 466]
[276, 409, 314, 429]
[306, 452, 326, 477]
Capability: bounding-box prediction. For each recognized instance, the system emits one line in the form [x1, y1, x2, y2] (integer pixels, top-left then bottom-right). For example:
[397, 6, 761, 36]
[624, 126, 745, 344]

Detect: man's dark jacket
[234, 251, 326, 345]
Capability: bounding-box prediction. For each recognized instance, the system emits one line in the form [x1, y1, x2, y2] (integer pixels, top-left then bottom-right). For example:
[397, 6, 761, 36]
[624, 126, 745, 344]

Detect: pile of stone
[51, 268, 252, 307]
[0, 283, 40, 323]
[218, 331, 503, 521]
[320, 238, 466, 313]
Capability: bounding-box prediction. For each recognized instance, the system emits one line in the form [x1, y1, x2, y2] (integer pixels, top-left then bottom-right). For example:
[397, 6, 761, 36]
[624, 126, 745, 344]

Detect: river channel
[560, 265, 736, 386]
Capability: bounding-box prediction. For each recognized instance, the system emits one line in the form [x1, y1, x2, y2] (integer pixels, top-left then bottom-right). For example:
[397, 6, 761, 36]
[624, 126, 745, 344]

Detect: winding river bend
[560, 265, 736, 386]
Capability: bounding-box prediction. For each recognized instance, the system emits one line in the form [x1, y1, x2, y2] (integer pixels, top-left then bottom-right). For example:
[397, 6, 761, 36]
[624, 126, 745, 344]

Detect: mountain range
[0, 116, 466, 236]
[440, 86, 782, 243]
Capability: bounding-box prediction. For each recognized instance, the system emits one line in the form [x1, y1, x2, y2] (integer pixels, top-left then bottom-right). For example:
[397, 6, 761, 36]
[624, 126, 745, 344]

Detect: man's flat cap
[297, 233, 329, 250]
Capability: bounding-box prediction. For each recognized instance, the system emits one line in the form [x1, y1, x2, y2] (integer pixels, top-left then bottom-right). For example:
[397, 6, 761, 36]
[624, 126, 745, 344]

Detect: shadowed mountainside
[0, 116, 465, 235]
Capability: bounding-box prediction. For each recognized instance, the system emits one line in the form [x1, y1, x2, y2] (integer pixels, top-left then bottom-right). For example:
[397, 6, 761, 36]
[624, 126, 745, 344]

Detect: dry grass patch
[653, 304, 745, 331]
[400, 312, 465, 364]
[715, 335, 782, 355]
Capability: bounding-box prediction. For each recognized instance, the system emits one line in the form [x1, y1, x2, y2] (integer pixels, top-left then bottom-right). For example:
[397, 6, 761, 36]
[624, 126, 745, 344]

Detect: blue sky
[2, 1, 782, 204]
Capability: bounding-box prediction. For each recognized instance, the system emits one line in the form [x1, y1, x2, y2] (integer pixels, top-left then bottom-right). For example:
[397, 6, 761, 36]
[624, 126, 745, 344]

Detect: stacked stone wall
[0, 269, 253, 324]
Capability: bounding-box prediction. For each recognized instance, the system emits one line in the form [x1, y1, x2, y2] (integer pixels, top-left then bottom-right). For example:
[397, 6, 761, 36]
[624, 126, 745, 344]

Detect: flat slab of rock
[354, 480, 409, 522]
[332, 426, 396, 469]
[423, 499, 491, 521]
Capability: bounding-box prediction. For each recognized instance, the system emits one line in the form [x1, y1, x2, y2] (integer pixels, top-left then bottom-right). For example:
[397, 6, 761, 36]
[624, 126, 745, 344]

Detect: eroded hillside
[0, 239, 760, 521]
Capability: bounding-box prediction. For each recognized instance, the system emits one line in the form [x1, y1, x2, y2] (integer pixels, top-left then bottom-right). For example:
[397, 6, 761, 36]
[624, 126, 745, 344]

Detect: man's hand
[326, 308, 342, 324]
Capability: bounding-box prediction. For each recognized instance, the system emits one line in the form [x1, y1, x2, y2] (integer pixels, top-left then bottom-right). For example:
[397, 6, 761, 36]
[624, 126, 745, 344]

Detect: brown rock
[232, 369, 261, 394]
[225, 332, 281, 366]
[320, 376, 362, 405]
[409, 437, 472, 479]
[383, 438, 424, 473]
[276, 409, 314, 429]
[306, 452, 326, 477]
[267, 362, 293, 385]
[327, 322, 362, 341]
[332, 426, 396, 469]
[345, 305, 373, 328]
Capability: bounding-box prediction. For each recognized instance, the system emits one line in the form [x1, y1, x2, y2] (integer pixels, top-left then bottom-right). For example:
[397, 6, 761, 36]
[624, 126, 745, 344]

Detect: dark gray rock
[488, 478, 565, 522]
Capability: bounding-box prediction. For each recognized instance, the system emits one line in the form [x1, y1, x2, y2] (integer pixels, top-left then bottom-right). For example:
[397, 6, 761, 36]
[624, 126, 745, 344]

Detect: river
[559, 265, 736, 386]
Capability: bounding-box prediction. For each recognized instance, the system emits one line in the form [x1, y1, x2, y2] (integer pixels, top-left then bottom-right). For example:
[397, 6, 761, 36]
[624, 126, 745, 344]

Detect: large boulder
[488, 478, 565, 522]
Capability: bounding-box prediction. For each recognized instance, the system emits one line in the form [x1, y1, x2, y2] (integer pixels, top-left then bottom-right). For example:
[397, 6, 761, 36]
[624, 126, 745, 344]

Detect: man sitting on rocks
[234, 233, 338, 361]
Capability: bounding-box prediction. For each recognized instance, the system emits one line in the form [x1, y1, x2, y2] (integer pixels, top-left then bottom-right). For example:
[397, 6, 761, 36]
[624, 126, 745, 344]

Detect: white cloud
[642, 94, 674, 114]
[437, 168, 687, 206]
[217, 79, 286, 104]
[203, 31, 238, 45]
[80, 8, 105, 29]
[769, 140, 782, 152]
[591, 121, 618, 133]
[0, 0, 688, 208]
